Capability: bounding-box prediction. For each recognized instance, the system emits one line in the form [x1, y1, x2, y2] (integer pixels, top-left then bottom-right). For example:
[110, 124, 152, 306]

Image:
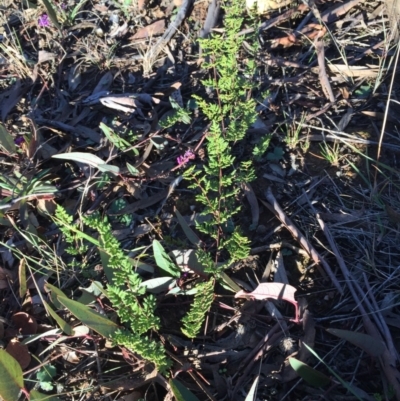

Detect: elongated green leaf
[289, 358, 330, 388]
[30, 389, 61, 401]
[98, 164, 120, 174]
[99, 122, 130, 150]
[219, 272, 241, 292]
[43, 300, 73, 335]
[41, 0, 61, 29]
[126, 162, 139, 176]
[326, 328, 385, 357]
[169, 379, 201, 401]
[152, 240, 180, 278]
[175, 209, 201, 247]
[58, 296, 120, 339]
[45, 283, 68, 309]
[98, 247, 114, 282]
[0, 123, 16, 154]
[303, 343, 364, 401]
[52, 152, 119, 175]
[77, 281, 104, 305]
[0, 349, 24, 401]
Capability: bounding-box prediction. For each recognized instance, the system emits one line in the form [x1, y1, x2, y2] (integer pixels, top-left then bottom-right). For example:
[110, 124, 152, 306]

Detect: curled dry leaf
[59, 346, 80, 364]
[235, 282, 300, 323]
[6, 340, 31, 370]
[11, 312, 37, 335]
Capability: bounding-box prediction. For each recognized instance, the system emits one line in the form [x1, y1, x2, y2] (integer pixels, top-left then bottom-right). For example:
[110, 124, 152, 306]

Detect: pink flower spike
[38, 14, 51, 28]
[176, 150, 195, 167]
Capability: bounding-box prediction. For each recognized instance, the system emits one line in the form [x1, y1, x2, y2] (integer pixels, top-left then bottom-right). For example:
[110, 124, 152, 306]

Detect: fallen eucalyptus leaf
[52, 152, 120, 175]
[58, 296, 120, 339]
[235, 282, 299, 323]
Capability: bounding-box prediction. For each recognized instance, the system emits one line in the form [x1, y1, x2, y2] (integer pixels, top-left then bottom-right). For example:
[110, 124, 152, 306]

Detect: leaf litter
[0, 0, 400, 399]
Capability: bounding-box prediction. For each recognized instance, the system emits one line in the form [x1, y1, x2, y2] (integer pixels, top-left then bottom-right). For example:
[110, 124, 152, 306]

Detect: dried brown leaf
[11, 313, 37, 335]
[6, 340, 31, 370]
[132, 20, 166, 40]
[235, 282, 300, 323]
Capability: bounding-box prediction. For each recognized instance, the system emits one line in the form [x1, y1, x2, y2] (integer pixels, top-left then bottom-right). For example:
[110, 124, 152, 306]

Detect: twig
[315, 39, 336, 102]
[263, 187, 343, 294]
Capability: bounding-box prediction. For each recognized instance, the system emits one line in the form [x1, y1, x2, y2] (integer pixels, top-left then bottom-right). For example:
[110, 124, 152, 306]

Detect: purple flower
[14, 136, 25, 146]
[38, 14, 51, 28]
[177, 150, 195, 167]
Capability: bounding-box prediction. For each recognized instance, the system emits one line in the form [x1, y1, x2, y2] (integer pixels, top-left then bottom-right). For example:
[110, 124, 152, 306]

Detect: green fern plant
[183, 0, 257, 264]
[54, 206, 171, 373]
[181, 278, 215, 338]
[177, 0, 261, 338]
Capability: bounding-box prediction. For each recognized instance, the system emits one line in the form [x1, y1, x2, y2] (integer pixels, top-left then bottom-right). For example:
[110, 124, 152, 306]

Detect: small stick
[315, 39, 336, 102]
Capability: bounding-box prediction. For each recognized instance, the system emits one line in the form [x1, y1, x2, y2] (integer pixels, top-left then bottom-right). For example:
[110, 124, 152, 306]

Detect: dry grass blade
[262, 188, 343, 294]
[384, 0, 400, 40]
[305, 192, 400, 401]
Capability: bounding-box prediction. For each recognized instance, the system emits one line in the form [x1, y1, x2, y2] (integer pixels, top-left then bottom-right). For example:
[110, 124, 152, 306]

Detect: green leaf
[52, 152, 120, 175]
[303, 343, 364, 400]
[219, 272, 241, 292]
[126, 162, 140, 176]
[41, 0, 61, 29]
[30, 389, 62, 401]
[99, 122, 130, 150]
[36, 365, 57, 382]
[326, 328, 385, 357]
[175, 209, 201, 247]
[98, 247, 114, 282]
[39, 381, 53, 391]
[0, 123, 16, 154]
[58, 296, 120, 339]
[45, 283, 67, 309]
[43, 300, 73, 335]
[152, 240, 181, 278]
[289, 358, 330, 387]
[77, 281, 104, 305]
[169, 379, 201, 401]
[266, 147, 284, 161]
[0, 349, 24, 401]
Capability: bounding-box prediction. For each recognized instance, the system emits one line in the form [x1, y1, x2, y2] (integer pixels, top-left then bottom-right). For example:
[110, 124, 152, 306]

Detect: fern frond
[181, 279, 215, 338]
